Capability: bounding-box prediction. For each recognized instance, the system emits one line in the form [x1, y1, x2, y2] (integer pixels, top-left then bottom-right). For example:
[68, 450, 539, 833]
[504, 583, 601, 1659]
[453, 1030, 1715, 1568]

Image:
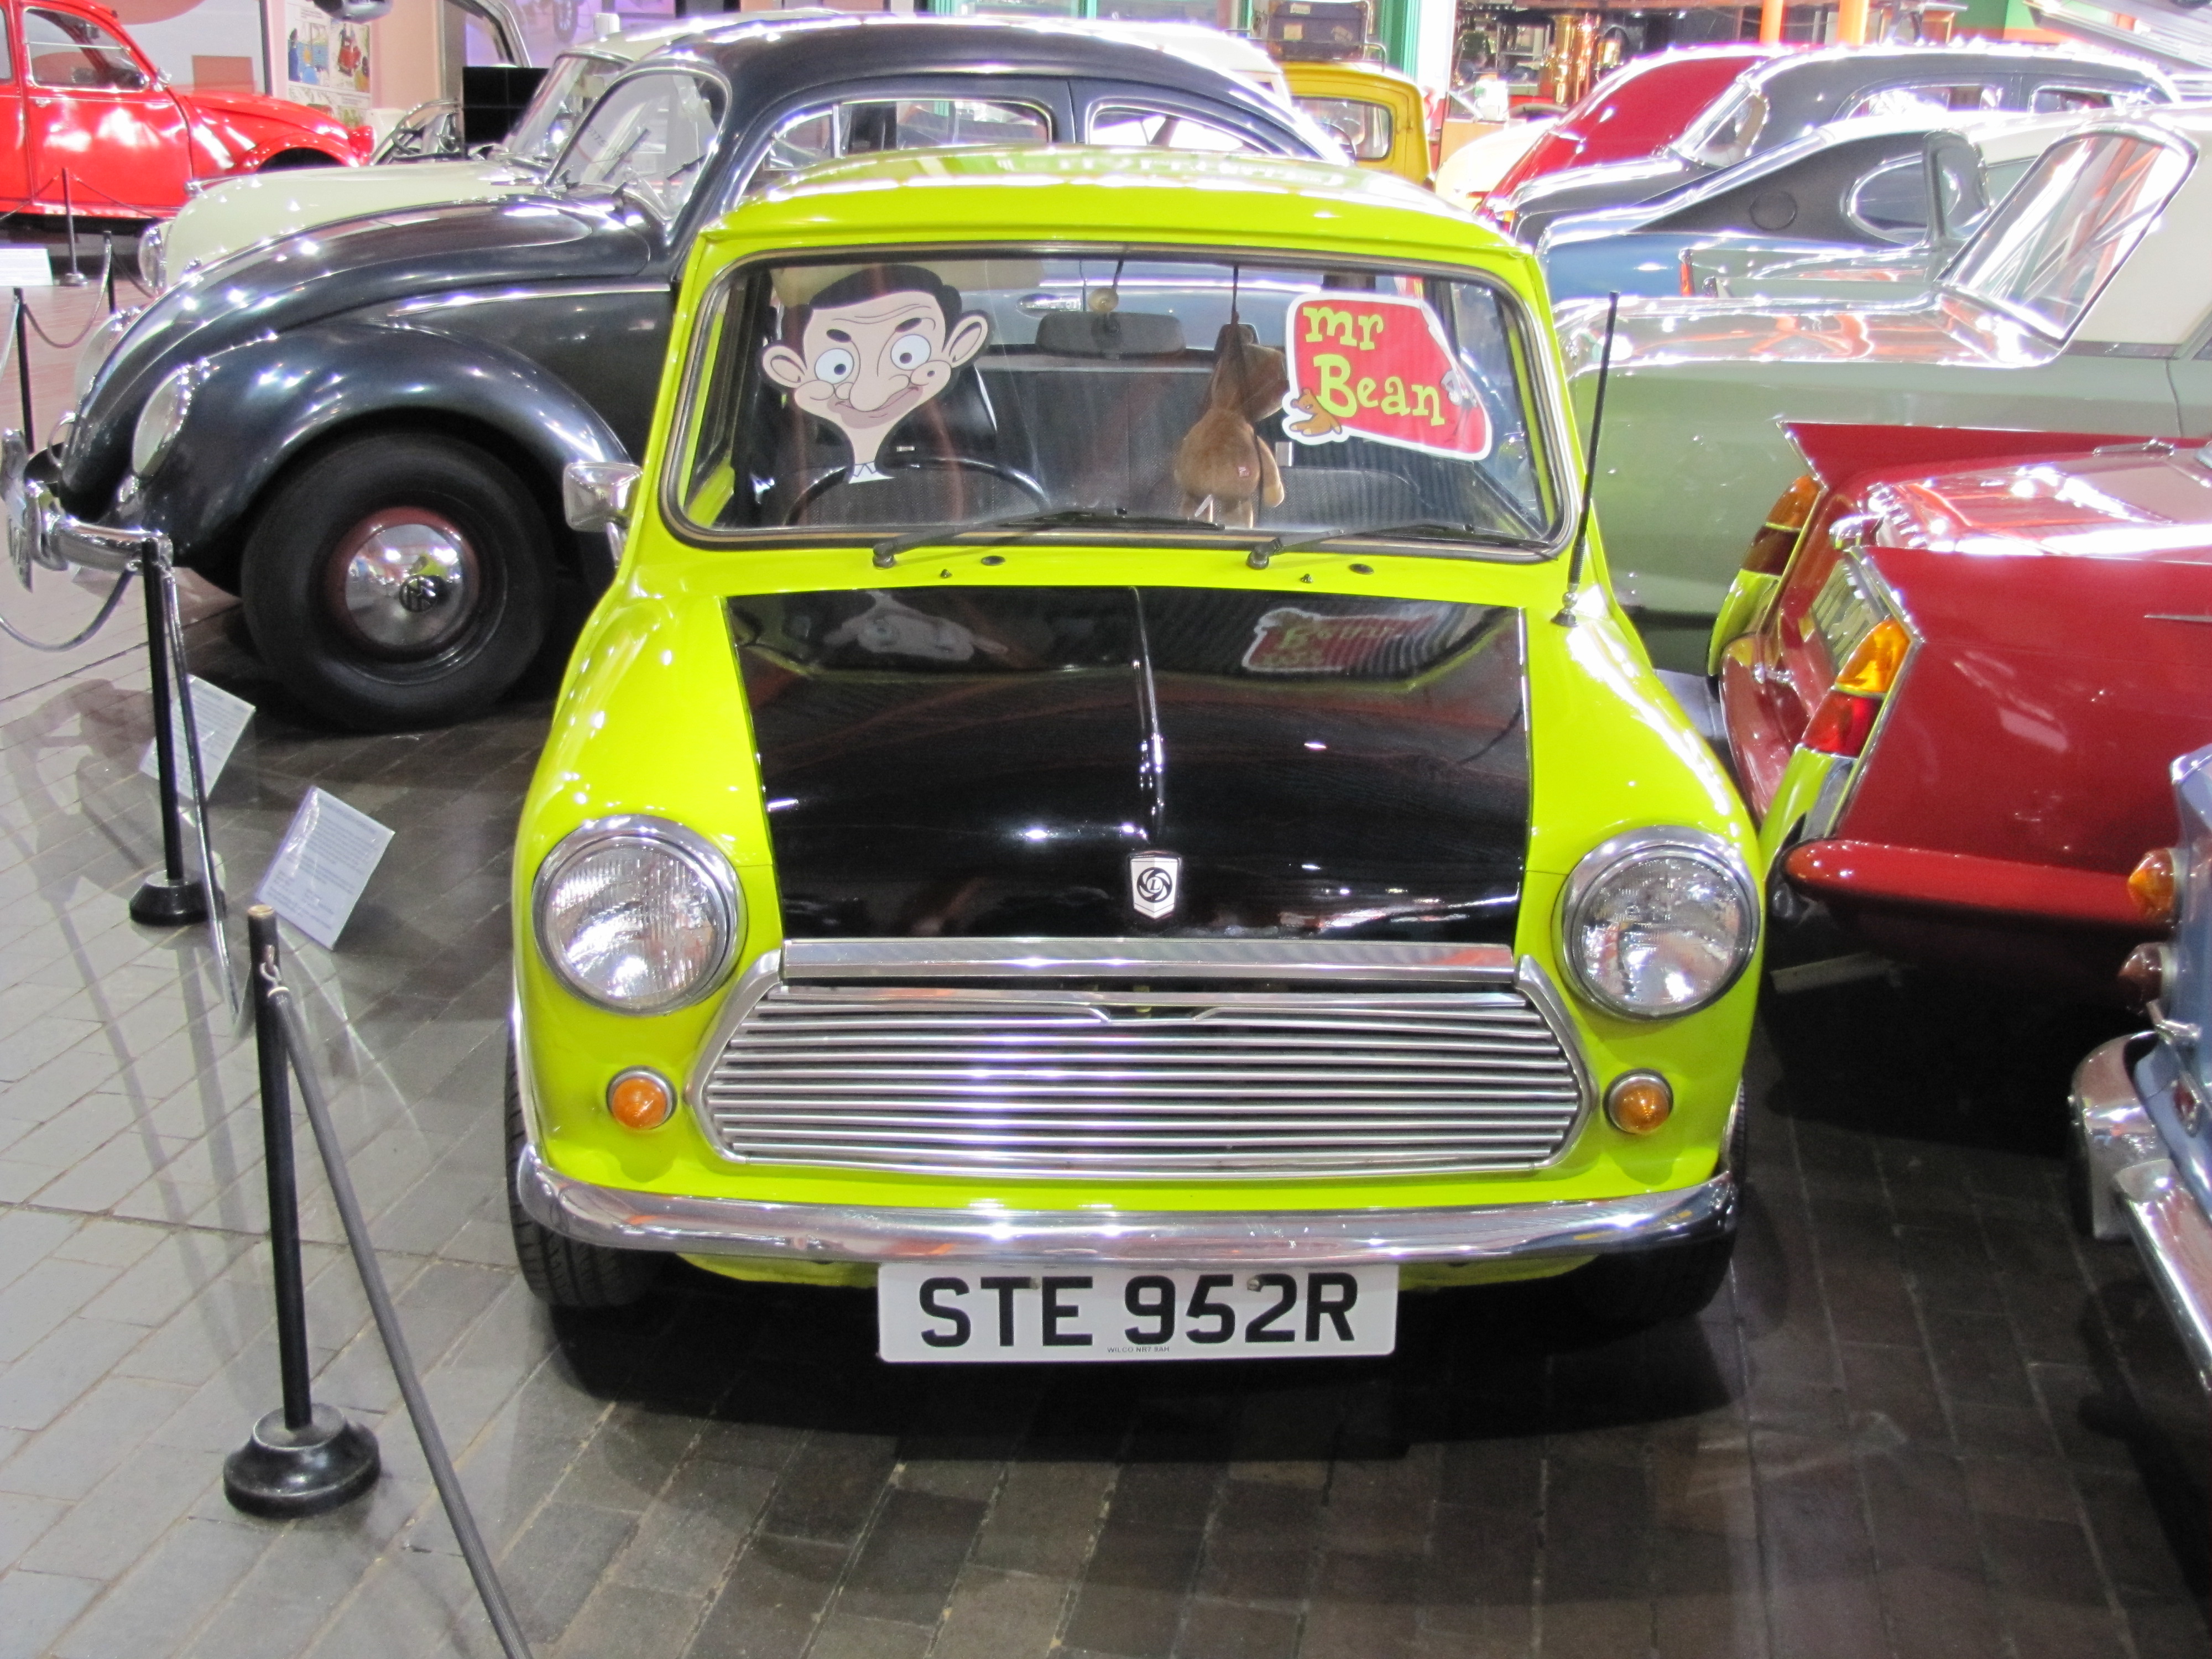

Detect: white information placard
[256, 787, 393, 950]
[0, 247, 53, 288]
[139, 676, 254, 789]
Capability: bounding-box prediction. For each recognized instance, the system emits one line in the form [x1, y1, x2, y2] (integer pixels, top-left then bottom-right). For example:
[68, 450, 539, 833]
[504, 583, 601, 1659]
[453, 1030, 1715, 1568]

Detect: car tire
[241, 432, 553, 731]
[1568, 1233, 1736, 1328]
[504, 1047, 664, 1310]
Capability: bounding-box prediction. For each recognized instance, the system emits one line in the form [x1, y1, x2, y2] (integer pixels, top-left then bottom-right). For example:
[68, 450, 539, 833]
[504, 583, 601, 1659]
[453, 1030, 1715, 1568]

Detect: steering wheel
[782, 456, 1049, 527]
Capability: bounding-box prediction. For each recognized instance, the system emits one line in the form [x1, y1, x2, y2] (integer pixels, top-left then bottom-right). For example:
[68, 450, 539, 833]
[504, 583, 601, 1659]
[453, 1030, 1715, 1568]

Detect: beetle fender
[141, 321, 629, 579]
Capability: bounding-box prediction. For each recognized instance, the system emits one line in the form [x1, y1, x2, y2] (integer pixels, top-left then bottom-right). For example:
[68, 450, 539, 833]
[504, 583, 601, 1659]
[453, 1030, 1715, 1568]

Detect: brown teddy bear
[1173, 323, 1288, 528]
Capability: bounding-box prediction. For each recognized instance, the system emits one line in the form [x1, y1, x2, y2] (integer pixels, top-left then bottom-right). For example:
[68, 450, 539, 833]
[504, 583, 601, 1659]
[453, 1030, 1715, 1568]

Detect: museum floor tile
[0, 285, 2204, 1659]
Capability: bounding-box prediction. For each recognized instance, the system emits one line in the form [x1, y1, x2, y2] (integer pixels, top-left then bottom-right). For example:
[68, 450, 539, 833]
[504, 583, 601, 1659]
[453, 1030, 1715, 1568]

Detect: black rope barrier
[242, 907, 537, 1659]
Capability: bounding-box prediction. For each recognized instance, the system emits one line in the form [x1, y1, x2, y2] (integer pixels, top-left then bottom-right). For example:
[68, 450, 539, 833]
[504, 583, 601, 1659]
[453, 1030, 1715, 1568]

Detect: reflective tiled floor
[0, 281, 2205, 1659]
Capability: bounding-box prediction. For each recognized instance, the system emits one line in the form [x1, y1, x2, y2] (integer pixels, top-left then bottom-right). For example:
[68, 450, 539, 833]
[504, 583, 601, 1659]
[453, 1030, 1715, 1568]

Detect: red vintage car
[1480, 44, 1786, 208]
[0, 0, 363, 220]
[1710, 423, 2212, 997]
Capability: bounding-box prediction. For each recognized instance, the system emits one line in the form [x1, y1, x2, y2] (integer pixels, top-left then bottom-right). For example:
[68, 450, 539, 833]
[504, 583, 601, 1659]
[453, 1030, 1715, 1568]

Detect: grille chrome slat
[698, 950, 1592, 1180]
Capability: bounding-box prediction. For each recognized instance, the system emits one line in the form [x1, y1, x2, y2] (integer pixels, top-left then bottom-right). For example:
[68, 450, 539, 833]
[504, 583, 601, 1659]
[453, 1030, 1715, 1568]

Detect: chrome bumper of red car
[513, 1142, 1738, 1269]
[2071, 1035, 2212, 1389]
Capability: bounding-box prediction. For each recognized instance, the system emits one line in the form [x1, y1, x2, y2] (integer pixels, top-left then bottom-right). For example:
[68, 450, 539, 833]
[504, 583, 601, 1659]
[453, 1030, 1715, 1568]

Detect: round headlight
[1561, 828, 1757, 1020]
[72, 305, 139, 406]
[136, 223, 165, 293]
[533, 818, 739, 1014]
[131, 361, 200, 477]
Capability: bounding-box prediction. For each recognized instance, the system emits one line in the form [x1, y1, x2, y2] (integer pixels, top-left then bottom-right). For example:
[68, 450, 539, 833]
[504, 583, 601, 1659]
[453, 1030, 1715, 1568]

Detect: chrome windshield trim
[515, 1141, 1736, 1266]
[776, 936, 1520, 982]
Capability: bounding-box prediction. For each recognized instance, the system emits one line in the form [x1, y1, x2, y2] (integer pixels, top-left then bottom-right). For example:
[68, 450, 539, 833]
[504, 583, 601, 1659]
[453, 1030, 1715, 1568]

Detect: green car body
[505, 146, 1760, 1346]
[1565, 112, 2212, 670]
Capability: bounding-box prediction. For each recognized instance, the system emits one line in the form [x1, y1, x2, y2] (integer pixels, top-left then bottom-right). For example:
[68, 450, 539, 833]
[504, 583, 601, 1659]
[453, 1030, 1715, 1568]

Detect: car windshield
[504, 50, 629, 168]
[1947, 130, 2191, 338]
[549, 68, 725, 222]
[671, 250, 1563, 552]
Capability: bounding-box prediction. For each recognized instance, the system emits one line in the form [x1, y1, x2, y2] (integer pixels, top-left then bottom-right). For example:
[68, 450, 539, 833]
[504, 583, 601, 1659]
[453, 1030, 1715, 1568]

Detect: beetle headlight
[1560, 828, 1757, 1020]
[130, 362, 201, 477]
[137, 223, 165, 293]
[72, 306, 139, 406]
[533, 817, 739, 1014]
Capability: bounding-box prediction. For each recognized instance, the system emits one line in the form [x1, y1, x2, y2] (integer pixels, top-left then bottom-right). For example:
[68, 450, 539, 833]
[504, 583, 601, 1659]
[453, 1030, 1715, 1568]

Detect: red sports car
[1710, 423, 2212, 997]
[0, 0, 363, 220]
[1481, 45, 1786, 208]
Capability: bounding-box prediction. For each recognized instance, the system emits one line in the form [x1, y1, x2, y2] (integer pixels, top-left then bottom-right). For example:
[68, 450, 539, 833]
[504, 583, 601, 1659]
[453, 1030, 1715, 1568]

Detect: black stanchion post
[102, 231, 114, 313]
[223, 906, 379, 1519]
[58, 170, 84, 288]
[12, 288, 28, 442]
[128, 550, 207, 926]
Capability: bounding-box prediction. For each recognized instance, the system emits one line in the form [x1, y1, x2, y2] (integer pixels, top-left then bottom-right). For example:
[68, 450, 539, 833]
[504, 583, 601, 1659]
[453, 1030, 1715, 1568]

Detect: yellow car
[1285, 59, 1432, 186]
[507, 147, 1760, 1362]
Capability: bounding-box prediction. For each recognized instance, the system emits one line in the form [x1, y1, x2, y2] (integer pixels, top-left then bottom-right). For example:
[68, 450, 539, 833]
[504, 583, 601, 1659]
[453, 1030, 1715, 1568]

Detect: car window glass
[1677, 88, 1766, 167]
[2033, 85, 2116, 113]
[504, 51, 627, 168]
[0, 24, 13, 83]
[1983, 156, 2035, 200]
[672, 251, 1561, 553]
[749, 98, 1051, 194]
[550, 70, 724, 222]
[1287, 97, 1391, 161]
[1092, 106, 1263, 154]
[1842, 83, 2002, 119]
[1931, 140, 1989, 240]
[25, 9, 147, 91]
[1948, 131, 2191, 338]
[1845, 156, 1930, 243]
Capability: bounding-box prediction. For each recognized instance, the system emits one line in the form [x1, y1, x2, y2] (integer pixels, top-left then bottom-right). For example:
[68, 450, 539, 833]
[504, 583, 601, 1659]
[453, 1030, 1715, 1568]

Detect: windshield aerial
[505, 51, 626, 168]
[673, 251, 1562, 550]
[1947, 131, 2191, 338]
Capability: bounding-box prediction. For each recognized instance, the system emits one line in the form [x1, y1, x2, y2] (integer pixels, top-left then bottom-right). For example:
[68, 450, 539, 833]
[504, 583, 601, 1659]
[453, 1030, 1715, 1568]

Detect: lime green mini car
[506, 147, 1762, 1359]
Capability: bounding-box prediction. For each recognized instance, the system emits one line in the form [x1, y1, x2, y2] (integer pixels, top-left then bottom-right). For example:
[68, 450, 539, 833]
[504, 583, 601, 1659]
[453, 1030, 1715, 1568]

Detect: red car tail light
[1801, 619, 1910, 759]
[1742, 475, 1821, 576]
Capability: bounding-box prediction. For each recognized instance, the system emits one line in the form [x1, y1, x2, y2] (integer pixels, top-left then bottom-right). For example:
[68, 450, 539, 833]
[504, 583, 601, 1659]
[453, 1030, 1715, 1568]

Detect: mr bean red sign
[1281, 293, 1492, 462]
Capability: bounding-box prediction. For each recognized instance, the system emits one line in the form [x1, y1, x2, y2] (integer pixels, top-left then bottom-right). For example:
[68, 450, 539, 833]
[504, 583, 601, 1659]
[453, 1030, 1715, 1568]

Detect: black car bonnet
[731, 587, 1530, 942]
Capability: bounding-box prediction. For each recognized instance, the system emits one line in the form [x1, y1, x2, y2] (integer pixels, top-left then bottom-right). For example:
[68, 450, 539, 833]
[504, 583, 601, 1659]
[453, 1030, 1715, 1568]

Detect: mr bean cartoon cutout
[1280, 292, 1491, 461]
[761, 265, 992, 482]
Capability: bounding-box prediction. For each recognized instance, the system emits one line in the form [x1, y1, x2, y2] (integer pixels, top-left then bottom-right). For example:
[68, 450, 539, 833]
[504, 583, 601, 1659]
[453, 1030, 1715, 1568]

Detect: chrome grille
[696, 953, 1588, 1179]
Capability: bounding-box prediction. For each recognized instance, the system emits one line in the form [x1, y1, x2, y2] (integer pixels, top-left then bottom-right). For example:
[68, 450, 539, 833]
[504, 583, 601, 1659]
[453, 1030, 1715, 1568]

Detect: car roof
[702, 144, 1500, 267]
[671, 14, 1305, 105]
[1743, 39, 2171, 91]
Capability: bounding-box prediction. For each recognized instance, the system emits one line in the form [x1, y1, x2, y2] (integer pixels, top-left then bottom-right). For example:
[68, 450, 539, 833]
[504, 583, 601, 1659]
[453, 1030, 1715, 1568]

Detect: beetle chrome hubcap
[326, 511, 481, 659]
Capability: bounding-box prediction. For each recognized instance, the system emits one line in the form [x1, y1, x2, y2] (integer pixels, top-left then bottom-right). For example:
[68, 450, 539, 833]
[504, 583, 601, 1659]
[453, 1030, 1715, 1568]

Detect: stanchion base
[55, 273, 87, 288]
[223, 1404, 379, 1519]
[129, 872, 208, 926]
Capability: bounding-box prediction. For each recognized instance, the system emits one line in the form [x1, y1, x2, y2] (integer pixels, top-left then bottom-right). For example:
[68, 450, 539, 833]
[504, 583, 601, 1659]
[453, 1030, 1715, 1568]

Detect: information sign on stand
[257, 787, 393, 950]
[140, 676, 253, 789]
[0, 247, 53, 287]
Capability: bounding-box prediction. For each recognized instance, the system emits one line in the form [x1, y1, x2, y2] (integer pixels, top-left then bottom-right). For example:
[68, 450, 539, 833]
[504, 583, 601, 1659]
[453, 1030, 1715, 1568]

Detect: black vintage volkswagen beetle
[14, 17, 1337, 728]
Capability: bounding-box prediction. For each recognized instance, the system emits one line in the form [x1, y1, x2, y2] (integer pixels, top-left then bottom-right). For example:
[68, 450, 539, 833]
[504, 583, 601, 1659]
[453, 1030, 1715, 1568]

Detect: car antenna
[1553, 291, 1620, 629]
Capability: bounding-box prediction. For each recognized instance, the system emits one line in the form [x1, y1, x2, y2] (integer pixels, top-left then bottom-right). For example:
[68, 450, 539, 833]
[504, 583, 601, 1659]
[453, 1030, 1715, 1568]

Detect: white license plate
[877, 1262, 1398, 1363]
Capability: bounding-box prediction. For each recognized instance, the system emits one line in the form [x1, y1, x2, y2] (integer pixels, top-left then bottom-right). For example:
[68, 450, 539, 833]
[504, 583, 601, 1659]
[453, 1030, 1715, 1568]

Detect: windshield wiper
[1245, 523, 1550, 568]
[872, 510, 1221, 567]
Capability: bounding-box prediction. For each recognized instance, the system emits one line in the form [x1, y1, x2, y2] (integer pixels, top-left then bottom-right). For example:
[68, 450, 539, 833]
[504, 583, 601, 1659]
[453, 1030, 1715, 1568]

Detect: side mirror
[563, 461, 641, 532]
[310, 0, 392, 18]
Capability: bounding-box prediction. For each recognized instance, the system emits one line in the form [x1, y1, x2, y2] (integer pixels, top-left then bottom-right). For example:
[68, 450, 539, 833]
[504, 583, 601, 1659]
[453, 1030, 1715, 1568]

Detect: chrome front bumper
[513, 1141, 1739, 1269]
[2071, 1035, 2212, 1388]
[2, 434, 155, 588]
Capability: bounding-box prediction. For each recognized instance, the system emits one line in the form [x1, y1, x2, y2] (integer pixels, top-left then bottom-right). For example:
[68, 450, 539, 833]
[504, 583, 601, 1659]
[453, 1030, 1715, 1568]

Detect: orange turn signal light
[2128, 847, 2181, 927]
[607, 1068, 675, 1131]
[1605, 1071, 1674, 1135]
[1833, 618, 1911, 698]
